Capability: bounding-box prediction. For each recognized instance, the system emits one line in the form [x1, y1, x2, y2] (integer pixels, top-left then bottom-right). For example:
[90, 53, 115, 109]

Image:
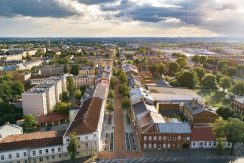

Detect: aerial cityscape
[0, 0, 244, 163]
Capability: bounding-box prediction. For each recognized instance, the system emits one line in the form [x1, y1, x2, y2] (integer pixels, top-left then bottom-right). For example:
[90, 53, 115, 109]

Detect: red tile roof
[36, 113, 69, 126]
[65, 97, 103, 136]
[0, 131, 63, 151]
[191, 127, 216, 141]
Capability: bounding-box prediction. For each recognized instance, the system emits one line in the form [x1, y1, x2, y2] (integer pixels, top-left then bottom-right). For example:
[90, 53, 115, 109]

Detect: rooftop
[235, 97, 244, 104]
[191, 127, 216, 141]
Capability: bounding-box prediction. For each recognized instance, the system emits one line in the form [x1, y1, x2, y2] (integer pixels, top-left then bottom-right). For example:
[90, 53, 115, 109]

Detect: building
[191, 127, 232, 149]
[130, 87, 154, 105]
[132, 101, 191, 150]
[88, 58, 112, 67]
[78, 66, 95, 76]
[17, 60, 43, 71]
[233, 97, 244, 115]
[40, 65, 64, 76]
[122, 63, 139, 76]
[0, 123, 23, 140]
[0, 131, 63, 163]
[182, 100, 219, 126]
[13, 72, 31, 83]
[128, 74, 141, 89]
[36, 114, 69, 127]
[0, 53, 23, 61]
[72, 75, 95, 87]
[22, 75, 67, 116]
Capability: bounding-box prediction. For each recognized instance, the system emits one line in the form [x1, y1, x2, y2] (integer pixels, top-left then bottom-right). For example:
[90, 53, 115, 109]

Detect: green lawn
[194, 89, 232, 110]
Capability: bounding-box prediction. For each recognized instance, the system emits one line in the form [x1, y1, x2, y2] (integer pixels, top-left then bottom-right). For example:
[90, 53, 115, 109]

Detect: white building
[17, 60, 43, 71]
[22, 75, 67, 116]
[0, 123, 23, 140]
[130, 87, 154, 105]
[190, 127, 232, 149]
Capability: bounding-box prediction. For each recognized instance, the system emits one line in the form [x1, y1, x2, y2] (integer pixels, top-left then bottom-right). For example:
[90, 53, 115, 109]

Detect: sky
[0, 0, 244, 37]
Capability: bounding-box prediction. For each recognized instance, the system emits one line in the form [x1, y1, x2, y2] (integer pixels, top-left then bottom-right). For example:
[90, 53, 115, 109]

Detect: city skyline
[1, 0, 244, 37]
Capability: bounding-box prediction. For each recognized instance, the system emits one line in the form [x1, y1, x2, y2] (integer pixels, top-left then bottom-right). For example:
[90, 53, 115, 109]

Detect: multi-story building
[0, 80, 111, 162]
[40, 65, 64, 76]
[72, 75, 95, 87]
[182, 100, 219, 126]
[17, 60, 43, 71]
[78, 66, 95, 76]
[191, 127, 232, 149]
[22, 75, 67, 116]
[233, 97, 244, 115]
[0, 131, 64, 163]
[132, 101, 191, 150]
[88, 58, 112, 67]
[0, 53, 23, 61]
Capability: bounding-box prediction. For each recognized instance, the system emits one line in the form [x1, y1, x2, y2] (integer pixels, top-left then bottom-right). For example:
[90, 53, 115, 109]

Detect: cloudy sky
[0, 0, 244, 37]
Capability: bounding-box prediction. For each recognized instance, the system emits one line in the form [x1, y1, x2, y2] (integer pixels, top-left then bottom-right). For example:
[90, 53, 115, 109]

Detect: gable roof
[64, 97, 103, 136]
[191, 127, 216, 141]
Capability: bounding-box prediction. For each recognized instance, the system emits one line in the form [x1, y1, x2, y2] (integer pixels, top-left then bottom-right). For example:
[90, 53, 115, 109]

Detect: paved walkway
[98, 76, 143, 159]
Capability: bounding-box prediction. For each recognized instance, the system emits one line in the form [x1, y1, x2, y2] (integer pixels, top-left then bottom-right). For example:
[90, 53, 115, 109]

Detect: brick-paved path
[98, 77, 143, 160]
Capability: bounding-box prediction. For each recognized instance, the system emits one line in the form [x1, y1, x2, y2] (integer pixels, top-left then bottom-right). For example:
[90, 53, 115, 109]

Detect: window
[193, 142, 195, 146]
[33, 151, 36, 156]
[167, 136, 171, 141]
[58, 155, 61, 158]
[66, 138, 70, 143]
[78, 137, 80, 141]
[163, 136, 166, 140]
[1, 155, 4, 160]
[159, 136, 162, 141]
[143, 144, 147, 148]
[39, 157, 43, 162]
[144, 136, 147, 141]
[154, 136, 157, 141]
[51, 148, 55, 153]
[209, 142, 212, 146]
[64, 154, 68, 157]
[52, 156, 55, 160]
[85, 143, 88, 149]
[23, 152, 27, 157]
[172, 136, 176, 141]
[39, 150, 42, 155]
[58, 147, 61, 152]
[178, 136, 181, 141]
[46, 156, 49, 160]
[205, 142, 207, 146]
[45, 149, 49, 154]
[9, 154, 12, 159]
[16, 153, 19, 158]
[149, 136, 152, 141]
[214, 142, 216, 146]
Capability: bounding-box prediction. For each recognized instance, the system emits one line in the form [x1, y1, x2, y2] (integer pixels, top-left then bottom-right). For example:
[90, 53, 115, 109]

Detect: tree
[225, 118, 244, 154]
[61, 91, 70, 102]
[119, 84, 129, 97]
[216, 138, 225, 155]
[53, 102, 71, 115]
[176, 71, 198, 89]
[71, 64, 80, 75]
[64, 64, 71, 73]
[199, 56, 207, 64]
[176, 57, 187, 68]
[74, 89, 82, 100]
[67, 76, 75, 96]
[67, 133, 80, 163]
[202, 74, 217, 89]
[226, 67, 237, 76]
[157, 64, 165, 75]
[217, 60, 229, 72]
[193, 67, 205, 84]
[23, 114, 36, 133]
[12, 82, 25, 99]
[118, 71, 127, 84]
[110, 76, 117, 89]
[216, 107, 234, 120]
[79, 85, 87, 96]
[231, 81, 244, 95]
[218, 76, 232, 91]
[168, 62, 179, 75]
[106, 101, 113, 111]
[108, 90, 115, 99]
[122, 97, 130, 109]
[191, 55, 200, 63]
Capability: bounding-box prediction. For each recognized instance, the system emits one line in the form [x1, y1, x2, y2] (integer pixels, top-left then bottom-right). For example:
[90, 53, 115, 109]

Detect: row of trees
[0, 74, 25, 103]
[212, 118, 244, 154]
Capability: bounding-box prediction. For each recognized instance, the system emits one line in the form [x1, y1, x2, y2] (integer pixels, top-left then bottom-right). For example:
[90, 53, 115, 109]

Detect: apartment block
[233, 97, 244, 115]
[78, 66, 95, 76]
[72, 75, 95, 87]
[22, 75, 67, 116]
